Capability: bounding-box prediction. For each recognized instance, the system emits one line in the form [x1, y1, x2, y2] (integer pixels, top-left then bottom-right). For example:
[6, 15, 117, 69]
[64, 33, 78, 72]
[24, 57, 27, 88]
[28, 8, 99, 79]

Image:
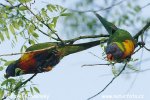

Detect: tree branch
[134, 21, 150, 40]
[2, 73, 37, 100]
[87, 63, 127, 100]
[144, 46, 150, 51]
[0, 3, 21, 10]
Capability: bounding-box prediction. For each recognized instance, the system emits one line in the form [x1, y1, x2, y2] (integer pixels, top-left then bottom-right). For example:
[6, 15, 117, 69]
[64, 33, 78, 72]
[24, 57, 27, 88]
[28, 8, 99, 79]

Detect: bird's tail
[94, 12, 118, 35]
[59, 40, 104, 57]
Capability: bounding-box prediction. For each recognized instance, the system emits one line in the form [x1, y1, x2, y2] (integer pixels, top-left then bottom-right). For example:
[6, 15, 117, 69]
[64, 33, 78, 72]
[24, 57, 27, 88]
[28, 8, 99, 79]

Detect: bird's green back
[107, 29, 134, 44]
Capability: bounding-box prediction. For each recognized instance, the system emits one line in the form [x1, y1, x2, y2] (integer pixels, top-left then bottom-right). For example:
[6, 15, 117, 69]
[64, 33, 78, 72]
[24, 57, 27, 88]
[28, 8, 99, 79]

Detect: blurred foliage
[62, 0, 147, 38]
[0, 0, 149, 99]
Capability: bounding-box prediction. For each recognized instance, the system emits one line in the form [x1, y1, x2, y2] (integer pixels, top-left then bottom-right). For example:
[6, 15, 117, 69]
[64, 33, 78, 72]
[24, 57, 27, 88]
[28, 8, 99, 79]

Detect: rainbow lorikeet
[5, 40, 100, 78]
[94, 13, 136, 62]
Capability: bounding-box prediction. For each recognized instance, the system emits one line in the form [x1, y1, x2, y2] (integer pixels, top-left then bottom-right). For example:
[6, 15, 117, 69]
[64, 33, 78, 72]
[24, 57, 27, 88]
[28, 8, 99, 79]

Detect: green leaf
[52, 17, 59, 28]
[47, 4, 57, 12]
[134, 6, 141, 12]
[47, 4, 53, 12]
[28, 25, 35, 34]
[19, 0, 32, 3]
[9, 24, 15, 36]
[5, 29, 10, 39]
[19, 6, 28, 11]
[0, 19, 6, 24]
[33, 87, 40, 93]
[0, 66, 3, 71]
[122, 15, 129, 20]
[1, 79, 15, 86]
[48, 23, 56, 32]
[41, 8, 47, 17]
[12, 21, 20, 30]
[31, 32, 39, 38]
[127, 64, 139, 71]
[24, 88, 28, 95]
[2, 13, 7, 18]
[0, 58, 7, 62]
[30, 87, 34, 95]
[0, 32, 4, 41]
[29, 39, 35, 45]
[61, 13, 71, 16]
[16, 81, 22, 87]
[112, 66, 118, 76]
[4, 60, 15, 66]
[60, 8, 67, 13]
[18, 20, 24, 27]
[0, 89, 4, 98]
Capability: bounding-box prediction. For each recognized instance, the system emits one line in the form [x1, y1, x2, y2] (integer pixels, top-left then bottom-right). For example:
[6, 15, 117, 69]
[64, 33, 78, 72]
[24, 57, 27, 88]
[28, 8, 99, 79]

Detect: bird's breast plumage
[122, 40, 135, 58]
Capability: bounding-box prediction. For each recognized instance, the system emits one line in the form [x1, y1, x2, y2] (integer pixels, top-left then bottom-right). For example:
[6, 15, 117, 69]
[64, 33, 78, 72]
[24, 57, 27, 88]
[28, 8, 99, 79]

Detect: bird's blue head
[4, 62, 16, 78]
[105, 43, 124, 61]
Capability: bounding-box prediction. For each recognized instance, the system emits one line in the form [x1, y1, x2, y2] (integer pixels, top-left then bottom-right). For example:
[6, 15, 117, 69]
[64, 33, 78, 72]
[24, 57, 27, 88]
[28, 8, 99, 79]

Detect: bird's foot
[137, 42, 145, 47]
[43, 66, 53, 72]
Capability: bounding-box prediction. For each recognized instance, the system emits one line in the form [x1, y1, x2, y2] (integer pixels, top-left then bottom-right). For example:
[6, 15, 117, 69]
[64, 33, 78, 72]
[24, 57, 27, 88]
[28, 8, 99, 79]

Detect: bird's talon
[43, 66, 52, 72]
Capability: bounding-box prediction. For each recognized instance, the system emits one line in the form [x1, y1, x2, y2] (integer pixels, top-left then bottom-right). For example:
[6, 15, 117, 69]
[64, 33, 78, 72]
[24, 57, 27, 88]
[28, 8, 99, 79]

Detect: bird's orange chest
[122, 40, 135, 58]
[18, 52, 41, 72]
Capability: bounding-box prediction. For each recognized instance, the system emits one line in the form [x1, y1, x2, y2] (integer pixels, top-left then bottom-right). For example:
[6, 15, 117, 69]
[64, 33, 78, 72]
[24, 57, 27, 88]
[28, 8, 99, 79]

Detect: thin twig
[69, 0, 127, 13]
[141, 2, 150, 9]
[0, 3, 21, 10]
[144, 46, 150, 51]
[132, 47, 142, 55]
[87, 63, 127, 100]
[82, 63, 111, 67]
[100, 68, 150, 77]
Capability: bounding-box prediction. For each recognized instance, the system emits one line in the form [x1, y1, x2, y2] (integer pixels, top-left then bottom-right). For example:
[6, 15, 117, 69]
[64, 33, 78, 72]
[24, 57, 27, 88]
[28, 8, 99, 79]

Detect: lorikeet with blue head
[94, 13, 136, 62]
[5, 40, 101, 78]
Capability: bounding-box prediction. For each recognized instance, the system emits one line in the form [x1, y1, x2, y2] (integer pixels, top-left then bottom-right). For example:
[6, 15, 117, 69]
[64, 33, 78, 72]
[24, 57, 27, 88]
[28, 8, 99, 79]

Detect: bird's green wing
[26, 42, 57, 52]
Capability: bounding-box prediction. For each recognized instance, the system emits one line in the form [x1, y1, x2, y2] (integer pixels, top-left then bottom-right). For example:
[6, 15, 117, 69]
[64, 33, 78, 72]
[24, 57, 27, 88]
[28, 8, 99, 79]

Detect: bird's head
[105, 43, 124, 61]
[4, 62, 16, 78]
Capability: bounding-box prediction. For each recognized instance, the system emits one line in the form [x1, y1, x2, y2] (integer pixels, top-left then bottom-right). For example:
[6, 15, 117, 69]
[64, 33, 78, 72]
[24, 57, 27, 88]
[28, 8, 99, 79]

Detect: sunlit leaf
[30, 87, 34, 95]
[9, 24, 15, 36]
[33, 87, 40, 93]
[5, 29, 10, 39]
[61, 13, 71, 16]
[0, 66, 4, 71]
[19, 6, 28, 11]
[19, 0, 32, 3]
[0, 89, 4, 98]
[0, 32, 4, 41]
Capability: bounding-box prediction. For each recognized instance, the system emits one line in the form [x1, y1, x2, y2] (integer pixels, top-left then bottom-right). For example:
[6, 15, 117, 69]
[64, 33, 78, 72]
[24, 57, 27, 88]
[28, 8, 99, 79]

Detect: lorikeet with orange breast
[5, 40, 101, 78]
[94, 13, 136, 62]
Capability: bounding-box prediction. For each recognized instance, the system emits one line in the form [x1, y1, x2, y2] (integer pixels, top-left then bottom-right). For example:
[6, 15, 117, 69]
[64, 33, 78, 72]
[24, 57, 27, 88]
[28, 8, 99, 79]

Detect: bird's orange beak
[107, 54, 114, 61]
